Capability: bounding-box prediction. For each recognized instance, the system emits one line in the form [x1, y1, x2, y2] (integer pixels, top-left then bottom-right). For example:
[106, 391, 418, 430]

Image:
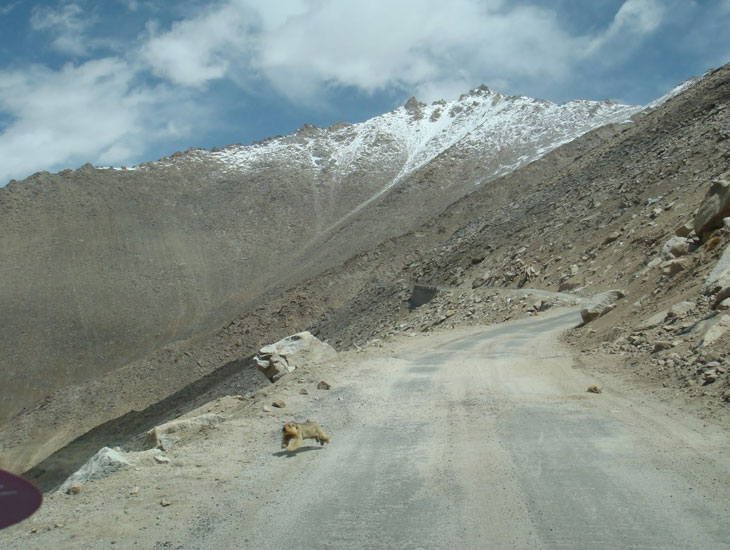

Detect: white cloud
[587, 0, 665, 56]
[137, 0, 583, 102]
[134, 0, 670, 105]
[0, 2, 21, 16]
[0, 58, 197, 183]
[613, 0, 664, 33]
[30, 3, 94, 56]
[140, 2, 258, 87]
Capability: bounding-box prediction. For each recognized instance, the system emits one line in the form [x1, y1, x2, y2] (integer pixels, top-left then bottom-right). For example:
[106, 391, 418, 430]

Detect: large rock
[668, 301, 695, 318]
[580, 290, 626, 324]
[695, 315, 730, 348]
[694, 171, 730, 238]
[634, 301, 695, 331]
[703, 242, 730, 307]
[661, 258, 689, 277]
[146, 413, 225, 451]
[254, 331, 337, 381]
[635, 310, 669, 331]
[58, 447, 130, 493]
[409, 284, 440, 306]
[660, 236, 689, 260]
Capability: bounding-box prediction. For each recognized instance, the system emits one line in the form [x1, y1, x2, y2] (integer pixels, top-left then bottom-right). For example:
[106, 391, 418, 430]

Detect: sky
[0, 0, 729, 186]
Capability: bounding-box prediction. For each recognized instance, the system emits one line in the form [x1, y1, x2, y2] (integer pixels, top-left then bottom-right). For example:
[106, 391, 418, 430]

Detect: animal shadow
[273, 446, 324, 458]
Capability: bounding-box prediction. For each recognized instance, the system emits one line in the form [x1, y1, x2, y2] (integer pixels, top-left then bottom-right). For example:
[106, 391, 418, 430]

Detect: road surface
[4, 309, 729, 549]
[190, 309, 730, 549]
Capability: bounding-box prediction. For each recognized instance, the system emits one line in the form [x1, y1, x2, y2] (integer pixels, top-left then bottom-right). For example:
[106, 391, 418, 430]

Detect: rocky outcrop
[694, 171, 730, 238]
[254, 331, 337, 382]
[580, 290, 625, 324]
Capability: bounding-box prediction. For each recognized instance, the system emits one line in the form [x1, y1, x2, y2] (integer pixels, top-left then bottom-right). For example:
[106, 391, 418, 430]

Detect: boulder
[668, 301, 695, 318]
[558, 281, 579, 292]
[635, 310, 668, 331]
[660, 236, 689, 260]
[145, 413, 225, 450]
[532, 299, 551, 312]
[694, 171, 730, 238]
[602, 231, 620, 245]
[409, 284, 439, 307]
[580, 290, 626, 324]
[645, 257, 663, 270]
[661, 258, 689, 277]
[254, 331, 337, 382]
[695, 315, 730, 348]
[675, 222, 694, 238]
[58, 447, 130, 493]
[652, 341, 672, 353]
[712, 276, 730, 308]
[471, 272, 493, 289]
[703, 242, 730, 307]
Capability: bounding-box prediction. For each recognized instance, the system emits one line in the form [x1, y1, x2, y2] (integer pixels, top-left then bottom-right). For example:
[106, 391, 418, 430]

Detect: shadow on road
[273, 447, 325, 458]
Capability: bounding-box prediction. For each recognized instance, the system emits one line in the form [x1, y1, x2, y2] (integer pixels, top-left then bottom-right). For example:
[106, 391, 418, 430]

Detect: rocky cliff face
[0, 84, 641, 428]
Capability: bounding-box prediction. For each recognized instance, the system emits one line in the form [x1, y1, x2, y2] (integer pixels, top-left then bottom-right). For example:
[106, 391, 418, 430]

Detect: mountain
[3, 62, 728, 480]
[0, 85, 640, 429]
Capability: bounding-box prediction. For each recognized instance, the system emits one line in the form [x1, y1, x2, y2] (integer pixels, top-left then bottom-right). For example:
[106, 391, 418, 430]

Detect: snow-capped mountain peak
[175, 83, 642, 193]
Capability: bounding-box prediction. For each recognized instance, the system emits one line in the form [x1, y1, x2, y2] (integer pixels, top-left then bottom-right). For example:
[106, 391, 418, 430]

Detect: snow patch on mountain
[203, 86, 642, 190]
[645, 75, 703, 111]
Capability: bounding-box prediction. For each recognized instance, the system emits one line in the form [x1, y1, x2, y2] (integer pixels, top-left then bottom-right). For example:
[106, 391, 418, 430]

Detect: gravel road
[5, 309, 730, 549]
[191, 309, 730, 549]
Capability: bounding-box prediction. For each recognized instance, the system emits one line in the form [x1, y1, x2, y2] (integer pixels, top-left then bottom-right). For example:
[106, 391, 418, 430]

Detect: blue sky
[0, 0, 728, 186]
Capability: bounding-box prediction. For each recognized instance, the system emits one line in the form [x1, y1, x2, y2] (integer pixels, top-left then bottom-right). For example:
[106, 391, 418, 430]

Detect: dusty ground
[4, 308, 729, 549]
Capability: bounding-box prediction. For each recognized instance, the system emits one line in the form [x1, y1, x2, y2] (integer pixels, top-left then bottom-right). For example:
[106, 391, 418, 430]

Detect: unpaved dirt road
[4, 309, 730, 549]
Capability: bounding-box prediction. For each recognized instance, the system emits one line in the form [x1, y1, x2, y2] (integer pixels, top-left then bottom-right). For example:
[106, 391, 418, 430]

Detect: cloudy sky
[1, 0, 728, 186]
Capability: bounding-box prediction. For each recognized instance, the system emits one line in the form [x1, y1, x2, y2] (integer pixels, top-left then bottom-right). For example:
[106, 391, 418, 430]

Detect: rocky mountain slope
[2, 63, 729, 481]
[312, 62, 730, 413]
[0, 84, 639, 428]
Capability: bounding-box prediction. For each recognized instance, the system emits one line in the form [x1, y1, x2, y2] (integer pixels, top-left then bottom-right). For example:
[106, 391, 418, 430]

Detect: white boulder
[695, 315, 730, 348]
[580, 290, 626, 324]
[703, 242, 730, 307]
[58, 447, 130, 493]
[146, 413, 225, 450]
[660, 236, 689, 260]
[254, 331, 337, 381]
[694, 171, 730, 238]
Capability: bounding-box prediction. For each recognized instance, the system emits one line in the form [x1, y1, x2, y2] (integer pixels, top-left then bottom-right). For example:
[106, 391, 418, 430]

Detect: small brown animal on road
[281, 421, 330, 452]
